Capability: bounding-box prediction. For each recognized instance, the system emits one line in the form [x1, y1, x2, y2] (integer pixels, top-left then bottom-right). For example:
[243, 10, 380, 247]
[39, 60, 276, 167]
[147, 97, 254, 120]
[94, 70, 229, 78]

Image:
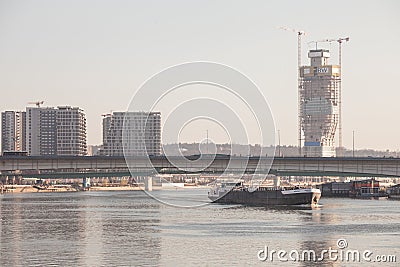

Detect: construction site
[300, 48, 340, 157]
[280, 27, 349, 157]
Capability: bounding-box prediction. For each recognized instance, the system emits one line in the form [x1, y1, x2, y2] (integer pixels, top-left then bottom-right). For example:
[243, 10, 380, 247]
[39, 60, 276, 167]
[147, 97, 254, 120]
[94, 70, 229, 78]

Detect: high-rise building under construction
[300, 49, 340, 157]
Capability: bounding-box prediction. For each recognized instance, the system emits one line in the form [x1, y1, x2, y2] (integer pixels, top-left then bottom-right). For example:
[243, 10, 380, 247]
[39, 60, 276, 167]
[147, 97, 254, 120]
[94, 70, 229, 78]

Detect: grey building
[26, 107, 57, 156]
[1, 111, 26, 153]
[101, 112, 161, 156]
[26, 106, 87, 156]
[56, 106, 87, 156]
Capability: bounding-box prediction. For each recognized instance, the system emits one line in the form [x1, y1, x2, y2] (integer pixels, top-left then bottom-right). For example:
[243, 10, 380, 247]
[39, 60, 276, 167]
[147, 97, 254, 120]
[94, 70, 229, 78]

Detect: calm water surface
[1, 190, 399, 266]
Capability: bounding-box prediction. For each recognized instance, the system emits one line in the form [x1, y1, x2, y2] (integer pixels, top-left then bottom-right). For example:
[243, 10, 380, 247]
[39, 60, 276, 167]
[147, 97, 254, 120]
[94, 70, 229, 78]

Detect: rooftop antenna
[307, 40, 320, 50]
[206, 129, 209, 154]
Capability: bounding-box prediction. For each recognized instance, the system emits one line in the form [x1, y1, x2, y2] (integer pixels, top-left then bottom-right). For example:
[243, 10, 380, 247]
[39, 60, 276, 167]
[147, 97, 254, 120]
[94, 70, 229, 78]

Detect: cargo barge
[208, 181, 321, 206]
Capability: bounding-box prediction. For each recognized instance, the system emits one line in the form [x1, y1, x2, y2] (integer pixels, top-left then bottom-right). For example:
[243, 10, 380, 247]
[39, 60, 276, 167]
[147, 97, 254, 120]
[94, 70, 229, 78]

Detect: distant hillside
[162, 143, 399, 157]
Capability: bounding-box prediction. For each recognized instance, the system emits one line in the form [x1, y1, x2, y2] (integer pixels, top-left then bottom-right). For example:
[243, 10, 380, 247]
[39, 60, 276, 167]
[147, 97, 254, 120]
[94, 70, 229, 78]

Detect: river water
[0, 190, 399, 266]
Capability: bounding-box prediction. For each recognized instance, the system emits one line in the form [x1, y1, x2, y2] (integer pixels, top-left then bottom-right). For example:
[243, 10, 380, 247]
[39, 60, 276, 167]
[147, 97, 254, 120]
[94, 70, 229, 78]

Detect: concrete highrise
[101, 111, 161, 156]
[299, 49, 340, 157]
[26, 106, 87, 156]
[1, 111, 26, 153]
[56, 106, 87, 156]
[26, 107, 57, 156]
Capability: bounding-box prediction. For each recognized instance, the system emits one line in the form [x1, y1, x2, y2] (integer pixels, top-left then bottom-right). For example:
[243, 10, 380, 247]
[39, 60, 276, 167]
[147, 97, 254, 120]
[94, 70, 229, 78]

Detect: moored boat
[208, 181, 321, 206]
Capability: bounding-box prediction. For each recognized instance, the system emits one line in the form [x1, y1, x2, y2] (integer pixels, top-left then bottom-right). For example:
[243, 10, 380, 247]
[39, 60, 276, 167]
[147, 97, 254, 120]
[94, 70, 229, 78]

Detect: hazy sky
[0, 0, 399, 150]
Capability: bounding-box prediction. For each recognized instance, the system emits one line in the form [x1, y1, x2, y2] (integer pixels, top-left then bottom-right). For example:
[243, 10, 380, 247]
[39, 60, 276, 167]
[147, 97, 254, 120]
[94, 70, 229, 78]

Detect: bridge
[1, 155, 400, 178]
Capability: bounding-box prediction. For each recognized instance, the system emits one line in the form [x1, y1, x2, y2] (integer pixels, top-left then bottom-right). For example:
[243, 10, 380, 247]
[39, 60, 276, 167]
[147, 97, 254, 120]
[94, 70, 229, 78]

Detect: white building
[101, 112, 161, 156]
[1, 111, 26, 153]
[56, 106, 87, 156]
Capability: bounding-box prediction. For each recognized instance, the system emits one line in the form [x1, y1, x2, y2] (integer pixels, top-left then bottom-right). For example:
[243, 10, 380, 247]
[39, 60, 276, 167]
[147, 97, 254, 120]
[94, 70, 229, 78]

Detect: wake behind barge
[208, 182, 321, 206]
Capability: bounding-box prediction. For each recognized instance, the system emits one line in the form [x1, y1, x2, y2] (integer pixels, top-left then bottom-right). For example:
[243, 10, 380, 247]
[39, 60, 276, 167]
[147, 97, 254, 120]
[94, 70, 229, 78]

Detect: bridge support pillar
[83, 177, 91, 189]
[274, 176, 281, 187]
[145, 177, 152, 191]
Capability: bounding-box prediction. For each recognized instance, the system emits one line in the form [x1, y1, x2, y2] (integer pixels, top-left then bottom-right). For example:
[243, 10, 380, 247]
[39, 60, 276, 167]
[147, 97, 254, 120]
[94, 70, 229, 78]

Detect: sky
[0, 0, 399, 150]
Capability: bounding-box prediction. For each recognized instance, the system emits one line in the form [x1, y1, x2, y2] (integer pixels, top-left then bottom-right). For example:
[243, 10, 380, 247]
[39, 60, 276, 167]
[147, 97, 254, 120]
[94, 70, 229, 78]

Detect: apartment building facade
[25, 106, 87, 156]
[101, 112, 161, 156]
[1, 111, 26, 153]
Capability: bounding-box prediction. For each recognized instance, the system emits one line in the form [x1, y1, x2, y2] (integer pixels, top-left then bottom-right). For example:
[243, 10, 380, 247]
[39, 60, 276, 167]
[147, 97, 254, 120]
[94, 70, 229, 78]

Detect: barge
[208, 181, 321, 206]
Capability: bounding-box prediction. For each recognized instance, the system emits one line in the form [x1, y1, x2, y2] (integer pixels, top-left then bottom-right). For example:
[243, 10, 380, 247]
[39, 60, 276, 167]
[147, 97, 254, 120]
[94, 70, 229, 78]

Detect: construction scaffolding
[299, 49, 340, 157]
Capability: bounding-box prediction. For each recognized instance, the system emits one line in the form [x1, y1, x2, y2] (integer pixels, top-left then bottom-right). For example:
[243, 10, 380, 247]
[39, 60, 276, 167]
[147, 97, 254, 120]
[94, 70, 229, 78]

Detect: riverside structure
[1, 156, 400, 179]
[101, 111, 161, 156]
[4, 106, 88, 156]
[1, 111, 26, 153]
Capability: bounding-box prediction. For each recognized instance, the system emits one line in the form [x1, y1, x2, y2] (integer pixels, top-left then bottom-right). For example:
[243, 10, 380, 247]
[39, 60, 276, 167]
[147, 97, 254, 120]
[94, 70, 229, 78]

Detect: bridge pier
[145, 177, 152, 191]
[83, 177, 91, 189]
[274, 176, 281, 187]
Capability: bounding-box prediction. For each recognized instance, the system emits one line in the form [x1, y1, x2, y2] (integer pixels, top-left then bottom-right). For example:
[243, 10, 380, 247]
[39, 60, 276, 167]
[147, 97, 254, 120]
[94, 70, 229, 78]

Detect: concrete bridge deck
[1, 156, 400, 178]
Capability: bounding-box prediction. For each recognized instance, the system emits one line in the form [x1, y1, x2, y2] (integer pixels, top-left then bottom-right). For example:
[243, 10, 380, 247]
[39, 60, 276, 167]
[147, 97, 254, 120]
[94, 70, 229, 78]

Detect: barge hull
[209, 190, 320, 206]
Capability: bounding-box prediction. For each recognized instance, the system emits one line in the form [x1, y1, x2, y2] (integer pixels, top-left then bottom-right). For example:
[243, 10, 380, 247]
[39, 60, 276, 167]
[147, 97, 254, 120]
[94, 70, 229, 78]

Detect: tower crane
[336, 37, 349, 157]
[27, 101, 44, 107]
[279, 26, 307, 156]
[310, 37, 349, 65]
[101, 110, 113, 118]
[278, 26, 306, 70]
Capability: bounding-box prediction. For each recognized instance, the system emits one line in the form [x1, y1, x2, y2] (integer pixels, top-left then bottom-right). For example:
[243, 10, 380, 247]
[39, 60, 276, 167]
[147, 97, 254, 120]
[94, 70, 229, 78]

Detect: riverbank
[0, 185, 209, 194]
[89, 186, 142, 191]
[0, 185, 140, 193]
[1, 185, 78, 193]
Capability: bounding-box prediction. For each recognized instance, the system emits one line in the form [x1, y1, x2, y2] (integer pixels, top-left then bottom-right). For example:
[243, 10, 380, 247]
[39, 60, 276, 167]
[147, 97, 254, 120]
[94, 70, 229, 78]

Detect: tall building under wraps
[101, 112, 161, 156]
[300, 49, 340, 157]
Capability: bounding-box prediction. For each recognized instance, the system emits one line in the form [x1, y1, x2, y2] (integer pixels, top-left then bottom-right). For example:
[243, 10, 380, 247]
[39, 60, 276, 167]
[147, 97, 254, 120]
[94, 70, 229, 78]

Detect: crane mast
[337, 37, 349, 157]
[279, 26, 306, 156]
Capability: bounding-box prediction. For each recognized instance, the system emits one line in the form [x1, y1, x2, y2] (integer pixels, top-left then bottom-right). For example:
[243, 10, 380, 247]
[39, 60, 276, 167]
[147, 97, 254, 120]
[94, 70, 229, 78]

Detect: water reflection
[299, 240, 339, 267]
[0, 192, 162, 266]
[1, 192, 399, 266]
[1, 195, 85, 266]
